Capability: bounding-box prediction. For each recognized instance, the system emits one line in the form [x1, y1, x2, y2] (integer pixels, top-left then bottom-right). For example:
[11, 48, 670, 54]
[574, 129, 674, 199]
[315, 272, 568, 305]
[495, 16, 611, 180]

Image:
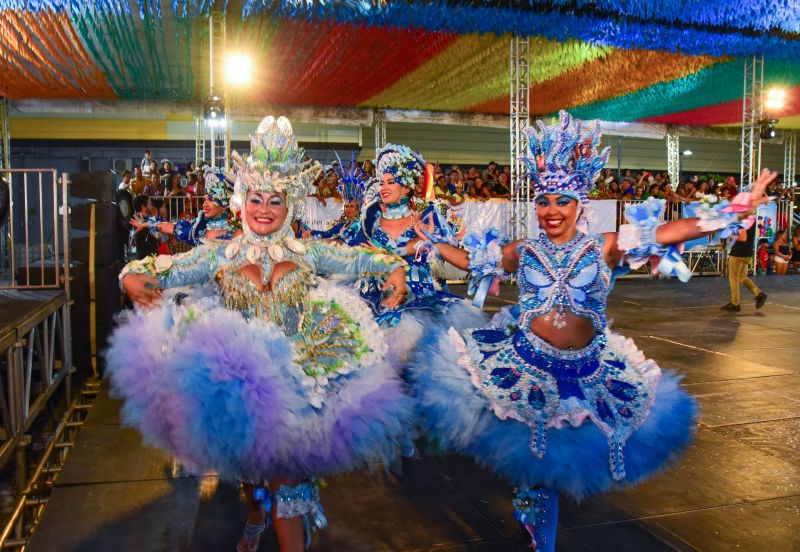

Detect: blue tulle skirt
[105, 284, 414, 483]
[408, 325, 698, 501]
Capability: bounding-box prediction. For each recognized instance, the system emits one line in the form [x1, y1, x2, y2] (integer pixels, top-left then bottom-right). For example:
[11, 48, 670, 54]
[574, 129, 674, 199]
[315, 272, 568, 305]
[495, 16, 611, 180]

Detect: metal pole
[509, 36, 530, 241]
[666, 126, 680, 186]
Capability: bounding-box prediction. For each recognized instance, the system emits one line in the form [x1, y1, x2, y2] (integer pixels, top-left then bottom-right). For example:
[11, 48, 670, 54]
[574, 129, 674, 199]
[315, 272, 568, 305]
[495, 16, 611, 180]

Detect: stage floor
[27, 276, 800, 552]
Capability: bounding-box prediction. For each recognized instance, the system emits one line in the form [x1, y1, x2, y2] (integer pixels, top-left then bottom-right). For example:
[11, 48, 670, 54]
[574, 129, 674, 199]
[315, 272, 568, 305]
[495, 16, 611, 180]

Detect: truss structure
[666, 126, 680, 186]
[374, 109, 387, 153]
[0, 98, 9, 169]
[509, 36, 530, 241]
[784, 131, 797, 187]
[740, 55, 764, 190]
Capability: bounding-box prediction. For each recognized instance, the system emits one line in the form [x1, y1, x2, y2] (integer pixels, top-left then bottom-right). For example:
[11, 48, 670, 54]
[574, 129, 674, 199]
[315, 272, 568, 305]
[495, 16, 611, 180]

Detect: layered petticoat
[408, 323, 698, 500]
[105, 281, 413, 483]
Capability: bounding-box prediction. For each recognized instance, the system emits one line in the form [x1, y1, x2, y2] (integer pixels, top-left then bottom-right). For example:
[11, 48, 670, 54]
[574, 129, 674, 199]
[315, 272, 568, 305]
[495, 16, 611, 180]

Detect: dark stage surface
[27, 277, 800, 551]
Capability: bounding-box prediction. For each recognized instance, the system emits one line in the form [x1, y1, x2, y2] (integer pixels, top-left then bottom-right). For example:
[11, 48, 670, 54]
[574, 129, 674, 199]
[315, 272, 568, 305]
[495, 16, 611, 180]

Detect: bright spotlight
[225, 53, 253, 86]
[681, 150, 693, 156]
[765, 87, 787, 111]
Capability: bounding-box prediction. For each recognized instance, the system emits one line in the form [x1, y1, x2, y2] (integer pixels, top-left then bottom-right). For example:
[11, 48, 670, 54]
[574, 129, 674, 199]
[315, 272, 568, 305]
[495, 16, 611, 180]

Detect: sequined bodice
[217, 262, 312, 335]
[517, 233, 611, 331]
[372, 223, 438, 295]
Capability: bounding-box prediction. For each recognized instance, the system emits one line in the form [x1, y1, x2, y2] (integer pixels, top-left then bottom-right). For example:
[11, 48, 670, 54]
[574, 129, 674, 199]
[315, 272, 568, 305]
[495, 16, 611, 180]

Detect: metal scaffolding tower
[786, 131, 798, 236]
[740, 55, 764, 190]
[207, 13, 229, 170]
[194, 116, 206, 165]
[0, 98, 9, 169]
[374, 109, 387, 153]
[666, 126, 680, 186]
[785, 131, 797, 186]
[509, 36, 530, 241]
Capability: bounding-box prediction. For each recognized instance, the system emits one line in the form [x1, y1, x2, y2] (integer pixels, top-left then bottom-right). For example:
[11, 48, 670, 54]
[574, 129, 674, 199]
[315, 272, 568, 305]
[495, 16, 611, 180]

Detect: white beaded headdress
[231, 116, 321, 240]
[374, 143, 426, 190]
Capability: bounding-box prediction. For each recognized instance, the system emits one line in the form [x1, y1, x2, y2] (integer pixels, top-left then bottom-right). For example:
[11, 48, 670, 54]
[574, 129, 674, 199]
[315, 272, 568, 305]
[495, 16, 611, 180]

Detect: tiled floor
[28, 276, 800, 551]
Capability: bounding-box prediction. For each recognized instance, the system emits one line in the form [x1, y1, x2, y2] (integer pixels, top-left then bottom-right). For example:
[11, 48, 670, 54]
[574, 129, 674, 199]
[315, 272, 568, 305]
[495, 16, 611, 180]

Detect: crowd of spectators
[118, 150, 211, 221]
[590, 168, 795, 203]
[309, 161, 797, 206]
[120, 150, 796, 210]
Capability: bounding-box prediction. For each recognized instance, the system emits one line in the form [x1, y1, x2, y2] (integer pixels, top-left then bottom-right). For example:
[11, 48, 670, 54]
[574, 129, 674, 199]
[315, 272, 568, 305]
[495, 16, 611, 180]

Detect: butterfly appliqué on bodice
[517, 233, 611, 331]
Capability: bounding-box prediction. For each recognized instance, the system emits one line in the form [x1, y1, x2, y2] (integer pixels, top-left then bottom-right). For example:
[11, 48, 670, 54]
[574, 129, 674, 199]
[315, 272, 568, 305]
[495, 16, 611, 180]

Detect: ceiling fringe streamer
[0, 0, 797, 123]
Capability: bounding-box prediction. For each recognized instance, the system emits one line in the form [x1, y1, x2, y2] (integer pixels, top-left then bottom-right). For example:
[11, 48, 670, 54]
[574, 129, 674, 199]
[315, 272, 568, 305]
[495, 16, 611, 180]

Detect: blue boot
[512, 486, 559, 551]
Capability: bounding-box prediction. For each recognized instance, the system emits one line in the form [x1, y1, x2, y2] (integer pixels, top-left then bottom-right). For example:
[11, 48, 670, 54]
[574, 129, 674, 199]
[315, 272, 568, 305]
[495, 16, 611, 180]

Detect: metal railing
[0, 169, 77, 550]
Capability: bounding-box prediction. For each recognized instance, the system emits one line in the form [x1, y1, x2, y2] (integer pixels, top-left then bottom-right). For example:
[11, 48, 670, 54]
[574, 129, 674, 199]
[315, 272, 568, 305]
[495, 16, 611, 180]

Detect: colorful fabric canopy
[1, 1, 799, 126]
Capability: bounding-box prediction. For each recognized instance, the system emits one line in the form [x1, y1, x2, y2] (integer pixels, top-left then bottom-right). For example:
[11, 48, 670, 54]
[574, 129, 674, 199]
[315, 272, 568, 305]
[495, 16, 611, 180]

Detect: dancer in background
[307, 152, 366, 244]
[108, 116, 413, 552]
[131, 166, 238, 246]
[348, 144, 487, 365]
[410, 111, 775, 551]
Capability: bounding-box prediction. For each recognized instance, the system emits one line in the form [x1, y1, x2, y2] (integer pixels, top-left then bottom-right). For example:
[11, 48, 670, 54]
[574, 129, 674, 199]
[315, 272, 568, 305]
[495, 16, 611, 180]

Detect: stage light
[765, 87, 787, 111]
[681, 150, 693, 156]
[759, 117, 779, 140]
[225, 53, 253, 86]
[204, 95, 225, 127]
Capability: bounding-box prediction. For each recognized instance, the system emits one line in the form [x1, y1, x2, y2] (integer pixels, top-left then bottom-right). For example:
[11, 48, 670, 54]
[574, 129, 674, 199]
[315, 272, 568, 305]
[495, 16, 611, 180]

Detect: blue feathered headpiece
[203, 166, 234, 207]
[333, 150, 368, 206]
[375, 143, 425, 190]
[520, 110, 611, 206]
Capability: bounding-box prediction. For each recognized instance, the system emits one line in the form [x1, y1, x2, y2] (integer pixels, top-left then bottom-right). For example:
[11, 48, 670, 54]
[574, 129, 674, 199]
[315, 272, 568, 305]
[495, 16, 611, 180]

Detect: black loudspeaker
[69, 262, 123, 374]
[69, 262, 123, 327]
[70, 171, 114, 201]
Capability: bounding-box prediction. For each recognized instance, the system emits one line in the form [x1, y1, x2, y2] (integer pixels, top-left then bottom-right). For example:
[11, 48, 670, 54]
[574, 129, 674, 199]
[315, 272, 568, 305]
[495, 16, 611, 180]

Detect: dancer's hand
[746, 169, 778, 215]
[129, 215, 149, 234]
[122, 273, 162, 309]
[412, 211, 435, 241]
[380, 268, 408, 309]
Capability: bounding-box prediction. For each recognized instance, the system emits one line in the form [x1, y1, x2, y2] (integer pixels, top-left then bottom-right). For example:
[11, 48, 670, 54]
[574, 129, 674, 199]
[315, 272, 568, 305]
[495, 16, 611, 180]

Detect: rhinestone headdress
[375, 143, 426, 190]
[333, 150, 368, 206]
[231, 116, 321, 241]
[520, 110, 610, 206]
[231, 116, 321, 213]
[202, 166, 234, 207]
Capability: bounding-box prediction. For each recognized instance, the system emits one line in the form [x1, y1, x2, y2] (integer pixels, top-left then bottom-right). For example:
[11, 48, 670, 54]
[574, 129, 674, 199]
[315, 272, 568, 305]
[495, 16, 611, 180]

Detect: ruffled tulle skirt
[105, 282, 414, 483]
[408, 323, 698, 501]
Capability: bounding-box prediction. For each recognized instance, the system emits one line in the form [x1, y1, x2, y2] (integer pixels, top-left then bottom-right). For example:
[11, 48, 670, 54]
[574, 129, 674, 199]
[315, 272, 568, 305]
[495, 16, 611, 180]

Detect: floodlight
[225, 53, 253, 86]
[765, 87, 787, 111]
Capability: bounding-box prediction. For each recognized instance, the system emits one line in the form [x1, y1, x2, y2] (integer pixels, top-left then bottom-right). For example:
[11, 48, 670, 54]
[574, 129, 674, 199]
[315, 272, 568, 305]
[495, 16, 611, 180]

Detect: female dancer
[131, 166, 238, 245]
[308, 153, 365, 243]
[108, 116, 413, 552]
[350, 144, 487, 363]
[410, 112, 774, 551]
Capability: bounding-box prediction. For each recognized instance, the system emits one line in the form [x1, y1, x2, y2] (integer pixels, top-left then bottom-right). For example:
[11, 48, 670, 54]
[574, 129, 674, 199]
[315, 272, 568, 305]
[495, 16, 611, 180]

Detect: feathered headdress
[375, 143, 426, 190]
[230, 116, 322, 241]
[333, 150, 368, 206]
[231, 116, 322, 214]
[202, 166, 234, 207]
[520, 110, 610, 206]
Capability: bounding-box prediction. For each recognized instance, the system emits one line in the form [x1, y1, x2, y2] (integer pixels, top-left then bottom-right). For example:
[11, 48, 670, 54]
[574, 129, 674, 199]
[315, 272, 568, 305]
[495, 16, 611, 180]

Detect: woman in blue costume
[349, 144, 487, 365]
[130, 166, 238, 245]
[307, 152, 364, 244]
[107, 116, 414, 552]
[410, 112, 775, 551]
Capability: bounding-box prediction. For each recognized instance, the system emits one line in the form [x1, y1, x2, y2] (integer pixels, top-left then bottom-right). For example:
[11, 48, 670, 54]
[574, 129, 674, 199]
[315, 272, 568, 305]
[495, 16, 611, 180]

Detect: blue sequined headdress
[203, 166, 234, 207]
[333, 150, 368, 206]
[520, 110, 610, 206]
[375, 143, 426, 190]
